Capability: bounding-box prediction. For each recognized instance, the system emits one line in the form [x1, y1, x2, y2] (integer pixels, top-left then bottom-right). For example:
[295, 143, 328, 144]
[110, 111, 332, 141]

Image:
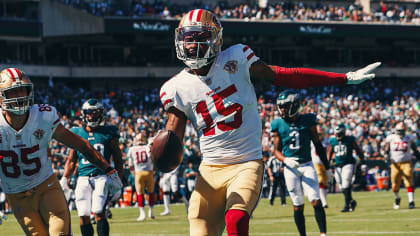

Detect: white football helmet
[175, 9, 223, 69]
[0, 68, 34, 116]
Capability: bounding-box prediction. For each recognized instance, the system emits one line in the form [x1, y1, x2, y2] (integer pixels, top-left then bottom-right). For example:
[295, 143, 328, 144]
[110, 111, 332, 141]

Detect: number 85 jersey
[160, 44, 261, 165]
[0, 104, 61, 194]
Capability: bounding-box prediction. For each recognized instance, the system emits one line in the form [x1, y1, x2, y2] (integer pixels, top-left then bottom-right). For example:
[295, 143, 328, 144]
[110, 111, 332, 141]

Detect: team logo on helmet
[81, 98, 105, 128]
[224, 60, 238, 74]
[175, 9, 223, 69]
[0, 68, 34, 116]
[276, 90, 301, 119]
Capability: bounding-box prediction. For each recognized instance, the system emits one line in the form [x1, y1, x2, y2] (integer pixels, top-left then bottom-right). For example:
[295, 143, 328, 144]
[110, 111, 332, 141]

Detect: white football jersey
[160, 44, 261, 165]
[127, 145, 153, 172]
[311, 138, 330, 165]
[386, 134, 415, 163]
[0, 104, 61, 194]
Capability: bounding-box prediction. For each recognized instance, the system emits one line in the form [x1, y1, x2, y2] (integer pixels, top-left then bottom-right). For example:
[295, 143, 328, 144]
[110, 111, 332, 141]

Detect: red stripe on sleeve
[6, 69, 15, 82]
[53, 119, 60, 125]
[273, 66, 347, 88]
[197, 9, 203, 22]
[163, 99, 172, 107]
[160, 92, 167, 99]
[247, 52, 255, 61]
[243, 46, 250, 52]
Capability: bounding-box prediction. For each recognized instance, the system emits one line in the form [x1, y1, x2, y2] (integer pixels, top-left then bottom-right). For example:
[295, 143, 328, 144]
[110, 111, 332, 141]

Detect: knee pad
[225, 209, 250, 236]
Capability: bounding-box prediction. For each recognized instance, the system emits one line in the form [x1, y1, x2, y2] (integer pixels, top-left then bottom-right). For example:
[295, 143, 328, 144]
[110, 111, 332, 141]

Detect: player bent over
[159, 8, 380, 235]
[0, 68, 122, 236]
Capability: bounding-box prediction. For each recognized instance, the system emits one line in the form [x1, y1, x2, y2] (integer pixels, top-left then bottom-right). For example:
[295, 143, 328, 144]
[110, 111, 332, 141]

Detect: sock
[319, 184, 328, 206]
[343, 188, 351, 207]
[80, 223, 94, 236]
[139, 207, 145, 215]
[164, 194, 171, 212]
[182, 195, 189, 208]
[394, 191, 400, 199]
[225, 209, 250, 236]
[97, 219, 109, 236]
[149, 193, 155, 206]
[407, 187, 414, 202]
[314, 204, 327, 234]
[293, 207, 306, 236]
[138, 194, 144, 208]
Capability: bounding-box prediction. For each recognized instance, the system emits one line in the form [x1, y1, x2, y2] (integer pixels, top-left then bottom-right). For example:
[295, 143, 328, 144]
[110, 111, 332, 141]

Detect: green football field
[2, 189, 420, 235]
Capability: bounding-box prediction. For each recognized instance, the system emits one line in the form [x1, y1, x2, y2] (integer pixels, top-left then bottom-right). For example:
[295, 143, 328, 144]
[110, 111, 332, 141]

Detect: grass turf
[1, 189, 420, 235]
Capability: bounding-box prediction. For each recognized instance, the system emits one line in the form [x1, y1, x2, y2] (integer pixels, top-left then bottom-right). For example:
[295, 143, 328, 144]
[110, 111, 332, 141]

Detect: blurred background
[0, 0, 418, 210]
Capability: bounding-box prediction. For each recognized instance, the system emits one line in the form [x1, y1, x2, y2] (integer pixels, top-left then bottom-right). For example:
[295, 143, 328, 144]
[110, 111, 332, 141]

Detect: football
[150, 130, 184, 173]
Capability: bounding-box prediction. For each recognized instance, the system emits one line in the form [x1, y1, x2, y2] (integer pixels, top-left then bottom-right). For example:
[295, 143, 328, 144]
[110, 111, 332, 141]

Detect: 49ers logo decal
[224, 60, 238, 74]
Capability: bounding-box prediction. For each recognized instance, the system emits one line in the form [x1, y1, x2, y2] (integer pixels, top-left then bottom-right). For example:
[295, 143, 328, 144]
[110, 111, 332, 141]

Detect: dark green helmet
[276, 90, 300, 119]
[335, 123, 346, 139]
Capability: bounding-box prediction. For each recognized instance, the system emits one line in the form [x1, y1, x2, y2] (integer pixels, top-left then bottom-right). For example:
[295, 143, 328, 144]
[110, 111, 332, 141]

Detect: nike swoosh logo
[47, 182, 55, 187]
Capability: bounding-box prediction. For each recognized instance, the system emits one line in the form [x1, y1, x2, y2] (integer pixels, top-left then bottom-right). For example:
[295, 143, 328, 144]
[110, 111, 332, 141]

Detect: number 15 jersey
[160, 44, 261, 165]
[0, 104, 61, 194]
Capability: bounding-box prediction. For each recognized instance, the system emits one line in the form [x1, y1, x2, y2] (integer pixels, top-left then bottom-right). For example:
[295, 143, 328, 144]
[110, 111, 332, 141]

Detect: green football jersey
[329, 136, 356, 166]
[271, 114, 316, 164]
[71, 125, 119, 176]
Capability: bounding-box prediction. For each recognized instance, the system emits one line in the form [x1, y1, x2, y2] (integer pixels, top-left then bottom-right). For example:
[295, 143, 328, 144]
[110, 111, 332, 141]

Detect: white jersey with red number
[160, 44, 261, 165]
[0, 104, 61, 194]
[127, 145, 153, 172]
[386, 134, 415, 163]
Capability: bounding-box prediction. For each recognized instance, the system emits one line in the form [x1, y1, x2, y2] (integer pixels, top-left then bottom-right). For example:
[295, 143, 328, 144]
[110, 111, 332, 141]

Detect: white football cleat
[137, 211, 146, 221]
[160, 210, 171, 216]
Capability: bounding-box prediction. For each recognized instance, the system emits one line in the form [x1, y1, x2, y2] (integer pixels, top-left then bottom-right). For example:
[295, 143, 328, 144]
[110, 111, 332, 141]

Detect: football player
[127, 132, 156, 221]
[271, 90, 329, 236]
[267, 154, 287, 206]
[62, 99, 124, 236]
[311, 126, 331, 208]
[0, 68, 122, 236]
[159, 166, 189, 216]
[159, 9, 380, 235]
[384, 122, 420, 209]
[328, 124, 365, 212]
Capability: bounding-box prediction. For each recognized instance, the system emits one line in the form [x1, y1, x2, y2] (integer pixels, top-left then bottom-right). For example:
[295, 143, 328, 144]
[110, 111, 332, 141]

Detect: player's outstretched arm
[52, 124, 112, 172]
[249, 60, 381, 88]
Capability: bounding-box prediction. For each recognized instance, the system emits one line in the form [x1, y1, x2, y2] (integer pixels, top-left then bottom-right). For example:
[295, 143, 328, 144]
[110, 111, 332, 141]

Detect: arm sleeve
[274, 67, 347, 88]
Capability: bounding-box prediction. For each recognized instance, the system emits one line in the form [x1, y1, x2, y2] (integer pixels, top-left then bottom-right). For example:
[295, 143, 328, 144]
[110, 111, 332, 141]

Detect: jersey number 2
[195, 84, 243, 136]
[0, 145, 41, 178]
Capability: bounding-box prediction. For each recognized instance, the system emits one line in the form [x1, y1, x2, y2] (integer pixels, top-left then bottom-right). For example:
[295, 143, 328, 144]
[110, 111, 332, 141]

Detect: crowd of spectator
[57, 0, 420, 24]
[39, 77, 419, 200]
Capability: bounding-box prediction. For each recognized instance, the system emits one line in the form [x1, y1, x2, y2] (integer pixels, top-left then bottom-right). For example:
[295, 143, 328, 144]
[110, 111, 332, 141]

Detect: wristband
[104, 167, 114, 174]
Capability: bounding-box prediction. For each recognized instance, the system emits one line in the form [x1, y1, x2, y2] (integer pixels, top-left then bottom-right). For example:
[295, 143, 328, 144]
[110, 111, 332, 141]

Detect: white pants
[187, 179, 196, 192]
[160, 172, 178, 193]
[334, 164, 355, 190]
[284, 161, 320, 206]
[75, 175, 108, 216]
